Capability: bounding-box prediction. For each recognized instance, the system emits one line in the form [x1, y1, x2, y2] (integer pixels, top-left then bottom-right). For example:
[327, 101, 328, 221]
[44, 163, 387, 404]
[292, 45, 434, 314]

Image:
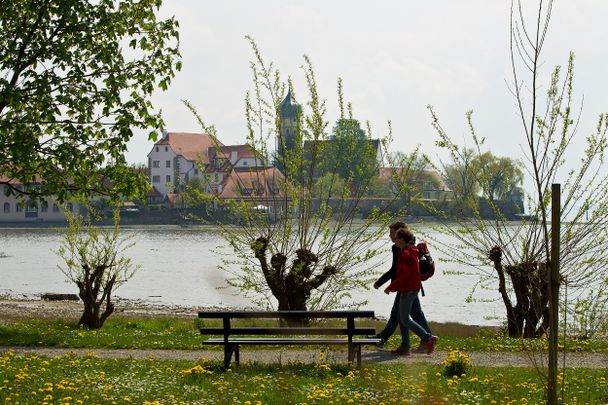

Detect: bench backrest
[198, 310, 376, 337]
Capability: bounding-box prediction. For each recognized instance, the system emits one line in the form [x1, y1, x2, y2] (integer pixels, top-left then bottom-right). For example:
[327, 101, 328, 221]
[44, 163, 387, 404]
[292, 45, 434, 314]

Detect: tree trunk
[490, 246, 549, 338]
[76, 267, 115, 330]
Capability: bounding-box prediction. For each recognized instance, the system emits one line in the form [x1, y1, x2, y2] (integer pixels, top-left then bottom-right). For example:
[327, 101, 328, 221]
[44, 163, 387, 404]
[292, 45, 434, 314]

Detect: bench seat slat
[198, 310, 375, 319]
[202, 337, 382, 345]
[199, 327, 376, 335]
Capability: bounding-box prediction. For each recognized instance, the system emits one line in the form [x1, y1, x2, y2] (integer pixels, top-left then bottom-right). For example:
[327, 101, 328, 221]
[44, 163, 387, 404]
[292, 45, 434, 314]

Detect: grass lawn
[1, 317, 606, 353]
[1, 350, 607, 404]
[1, 315, 607, 403]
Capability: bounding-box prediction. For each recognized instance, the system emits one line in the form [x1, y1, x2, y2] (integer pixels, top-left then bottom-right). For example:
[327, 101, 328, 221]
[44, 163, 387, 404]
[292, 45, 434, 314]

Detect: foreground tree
[0, 0, 181, 203]
[426, 0, 608, 339]
[56, 211, 139, 329]
[186, 38, 417, 317]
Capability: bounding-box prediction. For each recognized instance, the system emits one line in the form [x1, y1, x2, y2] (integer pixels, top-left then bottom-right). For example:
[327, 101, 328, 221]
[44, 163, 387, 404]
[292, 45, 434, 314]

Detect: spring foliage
[56, 210, 139, 329]
[185, 38, 420, 311]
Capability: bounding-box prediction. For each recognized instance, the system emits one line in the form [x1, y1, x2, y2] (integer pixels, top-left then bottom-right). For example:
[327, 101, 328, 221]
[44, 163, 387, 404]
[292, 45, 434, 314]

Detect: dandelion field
[1, 350, 607, 404]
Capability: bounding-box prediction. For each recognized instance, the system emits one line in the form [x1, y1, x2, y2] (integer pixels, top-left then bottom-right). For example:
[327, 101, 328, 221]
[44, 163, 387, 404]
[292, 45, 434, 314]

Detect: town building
[147, 132, 276, 201]
[147, 132, 222, 196]
[0, 178, 80, 223]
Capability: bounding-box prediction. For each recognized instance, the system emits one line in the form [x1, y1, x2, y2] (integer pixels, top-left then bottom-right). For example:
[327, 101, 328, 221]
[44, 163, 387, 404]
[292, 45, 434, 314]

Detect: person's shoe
[390, 347, 411, 356]
[367, 334, 385, 347]
[424, 335, 438, 355]
[411, 342, 427, 354]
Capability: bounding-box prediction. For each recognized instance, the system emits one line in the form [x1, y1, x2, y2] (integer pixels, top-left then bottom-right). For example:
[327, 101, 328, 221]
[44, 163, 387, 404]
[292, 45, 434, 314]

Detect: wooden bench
[198, 310, 381, 369]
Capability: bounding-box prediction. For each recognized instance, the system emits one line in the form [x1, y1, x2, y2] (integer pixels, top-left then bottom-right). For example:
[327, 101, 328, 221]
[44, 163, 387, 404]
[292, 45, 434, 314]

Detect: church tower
[276, 88, 301, 171]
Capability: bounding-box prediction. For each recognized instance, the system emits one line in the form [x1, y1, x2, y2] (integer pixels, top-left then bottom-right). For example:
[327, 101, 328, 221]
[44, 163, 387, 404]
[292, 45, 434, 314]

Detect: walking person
[370, 222, 435, 353]
[383, 228, 437, 355]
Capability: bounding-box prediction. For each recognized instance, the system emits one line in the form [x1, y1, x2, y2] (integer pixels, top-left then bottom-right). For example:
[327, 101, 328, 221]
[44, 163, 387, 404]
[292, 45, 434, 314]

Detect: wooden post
[548, 183, 560, 404]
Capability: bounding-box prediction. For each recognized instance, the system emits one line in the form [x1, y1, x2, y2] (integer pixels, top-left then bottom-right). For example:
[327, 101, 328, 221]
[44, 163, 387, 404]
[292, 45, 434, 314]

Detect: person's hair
[395, 228, 414, 244]
[389, 221, 407, 231]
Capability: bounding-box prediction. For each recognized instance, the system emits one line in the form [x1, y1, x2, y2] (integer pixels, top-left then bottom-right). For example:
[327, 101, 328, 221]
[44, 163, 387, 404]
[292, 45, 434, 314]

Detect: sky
[126, 0, 608, 181]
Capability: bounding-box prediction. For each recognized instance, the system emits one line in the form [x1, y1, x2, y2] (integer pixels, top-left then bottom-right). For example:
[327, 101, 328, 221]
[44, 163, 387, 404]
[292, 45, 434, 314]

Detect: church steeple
[276, 87, 301, 171]
[279, 88, 300, 118]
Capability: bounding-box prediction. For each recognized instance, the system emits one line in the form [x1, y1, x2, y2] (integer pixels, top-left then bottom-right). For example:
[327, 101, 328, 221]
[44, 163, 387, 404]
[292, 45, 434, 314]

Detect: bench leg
[347, 344, 362, 366]
[224, 344, 239, 370]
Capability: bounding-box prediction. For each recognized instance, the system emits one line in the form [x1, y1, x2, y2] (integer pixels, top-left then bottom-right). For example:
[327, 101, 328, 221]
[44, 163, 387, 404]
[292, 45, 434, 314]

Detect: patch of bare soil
[0, 295, 225, 322]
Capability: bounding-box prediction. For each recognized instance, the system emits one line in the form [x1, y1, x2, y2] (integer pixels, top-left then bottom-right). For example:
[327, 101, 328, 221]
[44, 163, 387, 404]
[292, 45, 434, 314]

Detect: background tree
[425, 0, 608, 339]
[322, 118, 378, 189]
[379, 150, 429, 213]
[56, 210, 139, 329]
[0, 0, 180, 203]
[186, 38, 415, 318]
[439, 145, 480, 210]
[312, 173, 347, 198]
[473, 152, 524, 202]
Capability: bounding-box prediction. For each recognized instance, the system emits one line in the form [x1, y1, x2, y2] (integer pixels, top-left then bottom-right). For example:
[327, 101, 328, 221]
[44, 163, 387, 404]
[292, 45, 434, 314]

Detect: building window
[25, 201, 38, 212]
[156, 146, 159, 152]
[165, 146, 168, 152]
[166, 160, 171, 168]
[3, 202, 9, 213]
[152, 175, 161, 183]
[152, 160, 160, 168]
[166, 175, 171, 183]
[243, 161, 248, 166]
[3, 185, 9, 194]
[15, 203, 22, 212]
[194, 168, 198, 175]
[53, 204, 60, 212]
[41, 204, 48, 213]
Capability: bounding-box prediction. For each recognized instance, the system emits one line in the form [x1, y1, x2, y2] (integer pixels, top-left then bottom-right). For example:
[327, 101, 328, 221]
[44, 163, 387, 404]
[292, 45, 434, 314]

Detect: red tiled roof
[209, 144, 257, 160]
[218, 167, 284, 199]
[145, 185, 163, 197]
[154, 132, 222, 163]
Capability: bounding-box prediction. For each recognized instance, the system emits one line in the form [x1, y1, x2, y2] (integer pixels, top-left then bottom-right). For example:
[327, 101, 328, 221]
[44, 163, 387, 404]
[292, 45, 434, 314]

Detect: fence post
[548, 183, 561, 404]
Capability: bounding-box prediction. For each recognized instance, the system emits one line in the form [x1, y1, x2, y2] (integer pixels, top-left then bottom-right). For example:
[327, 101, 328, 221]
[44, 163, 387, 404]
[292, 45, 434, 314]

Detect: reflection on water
[0, 225, 505, 326]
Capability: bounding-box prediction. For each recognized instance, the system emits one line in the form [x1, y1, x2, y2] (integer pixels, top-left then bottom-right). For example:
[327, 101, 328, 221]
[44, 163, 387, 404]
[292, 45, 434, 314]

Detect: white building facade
[0, 184, 79, 223]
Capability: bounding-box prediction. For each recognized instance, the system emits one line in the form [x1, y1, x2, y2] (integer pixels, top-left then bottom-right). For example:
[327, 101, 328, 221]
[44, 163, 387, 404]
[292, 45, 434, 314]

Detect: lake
[0, 225, 506, 326]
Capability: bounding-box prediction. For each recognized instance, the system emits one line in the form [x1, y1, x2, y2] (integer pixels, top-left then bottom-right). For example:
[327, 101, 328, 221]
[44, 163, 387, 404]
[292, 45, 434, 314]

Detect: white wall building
[147, 132, 268, 198]
[0, 182, 79, 223]
[147, 132, 222, 196]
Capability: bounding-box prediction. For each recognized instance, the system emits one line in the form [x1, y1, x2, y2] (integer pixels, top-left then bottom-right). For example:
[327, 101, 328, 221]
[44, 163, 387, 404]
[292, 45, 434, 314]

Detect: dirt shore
[0, 295, 224, 322]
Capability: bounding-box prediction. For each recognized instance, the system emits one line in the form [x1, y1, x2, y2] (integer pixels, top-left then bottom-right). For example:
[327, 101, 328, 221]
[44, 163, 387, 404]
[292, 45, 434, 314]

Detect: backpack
[417, 241, 435, 281]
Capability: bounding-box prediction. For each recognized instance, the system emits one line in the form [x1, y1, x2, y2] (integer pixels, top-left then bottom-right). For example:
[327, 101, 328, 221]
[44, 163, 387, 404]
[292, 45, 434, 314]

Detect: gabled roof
[218, 167, 284, 199]
[208, 144, 257, 161]
[145, 185, 163, 197]
[153, 132, 222, 163]
[205, 145, 263, 173]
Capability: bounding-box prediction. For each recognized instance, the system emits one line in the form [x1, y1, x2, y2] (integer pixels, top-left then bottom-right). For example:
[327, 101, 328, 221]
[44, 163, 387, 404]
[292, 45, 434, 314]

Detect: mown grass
[1, 317, 607, 353]
[1, 350, 606, 404]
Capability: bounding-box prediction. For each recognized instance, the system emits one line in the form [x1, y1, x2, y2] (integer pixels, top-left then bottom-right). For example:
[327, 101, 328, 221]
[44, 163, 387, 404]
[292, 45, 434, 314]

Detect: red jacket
[386, 245, 421, 292]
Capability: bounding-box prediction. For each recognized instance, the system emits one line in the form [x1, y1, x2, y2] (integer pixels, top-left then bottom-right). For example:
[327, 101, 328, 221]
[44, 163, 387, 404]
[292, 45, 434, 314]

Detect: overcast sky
[126, 0, 608, 179]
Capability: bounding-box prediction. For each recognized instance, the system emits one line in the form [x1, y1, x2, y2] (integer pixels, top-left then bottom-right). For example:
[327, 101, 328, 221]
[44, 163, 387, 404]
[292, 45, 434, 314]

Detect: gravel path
[1, 297, 606, 369]
[1, 346, 606, 368]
